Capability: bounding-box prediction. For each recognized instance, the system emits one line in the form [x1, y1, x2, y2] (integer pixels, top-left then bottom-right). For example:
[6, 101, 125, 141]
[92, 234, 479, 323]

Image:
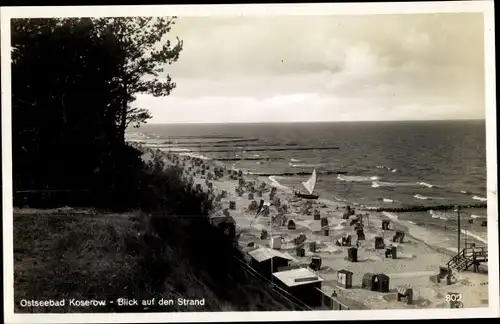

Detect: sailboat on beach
[294, 168, 319, 200]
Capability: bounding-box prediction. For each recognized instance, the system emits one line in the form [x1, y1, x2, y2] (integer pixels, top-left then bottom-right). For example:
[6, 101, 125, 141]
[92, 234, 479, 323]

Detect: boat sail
[302, 168, 317, 195]
[295, 169, 319, 199]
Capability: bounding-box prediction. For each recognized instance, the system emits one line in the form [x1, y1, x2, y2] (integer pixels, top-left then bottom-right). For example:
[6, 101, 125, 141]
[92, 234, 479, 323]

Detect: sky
[135, 13, 486, 124]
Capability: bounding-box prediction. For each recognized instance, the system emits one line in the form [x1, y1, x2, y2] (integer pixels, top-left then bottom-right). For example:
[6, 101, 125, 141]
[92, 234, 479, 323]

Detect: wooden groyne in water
[163, 138, 261, 145]
[169, 146, 340, 153]
[248, 171, 348, 176]
[157, 135, 243, 139]
[215, 157, 284, 162]
[364, 203, 487, 213]
[163, 142, 298, 148]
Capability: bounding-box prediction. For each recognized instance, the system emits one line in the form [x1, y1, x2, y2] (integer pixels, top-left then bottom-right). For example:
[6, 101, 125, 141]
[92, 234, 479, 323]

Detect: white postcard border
[2, 1, 498, 323]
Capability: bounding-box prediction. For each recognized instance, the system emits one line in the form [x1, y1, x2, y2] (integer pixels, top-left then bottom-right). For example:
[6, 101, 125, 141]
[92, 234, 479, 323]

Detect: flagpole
[270, 199, 273, 283]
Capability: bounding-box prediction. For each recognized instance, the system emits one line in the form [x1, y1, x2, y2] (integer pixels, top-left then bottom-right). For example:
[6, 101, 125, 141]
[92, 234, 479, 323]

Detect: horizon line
[143, 118, 486, 126]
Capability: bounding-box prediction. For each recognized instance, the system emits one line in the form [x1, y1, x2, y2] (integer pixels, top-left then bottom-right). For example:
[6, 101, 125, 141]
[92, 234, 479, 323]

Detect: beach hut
[337, 269, 353, 289]
[347, 247, 358, 262]
[356, 229, 365, 241]
[313, 209, 321, 220]
[296, 247, 305, 257]
[343, 234, 352, 246]
[320, 217, 329, 228]
[362, 273, 376, 290]
[248, 247, 292, 279]
[392, 231, 405, 243]
[294, 234, 307, 246]
[309, 241, 317, 253]
[385, 246, 397, 259]
[270, 236, 282, 249]
[362, 273, 390, 292]
[272, 267, 324, 308]
[229, 201, 236, 210]
[375, 236, 385, 249]
[248, 200, 259, 212]
[397, 286, 413, 305]
[438, 267, 452, 280]
[288, 220, 296, 230]
[324, 229, 329, 236]
[309, 255, 322, 271]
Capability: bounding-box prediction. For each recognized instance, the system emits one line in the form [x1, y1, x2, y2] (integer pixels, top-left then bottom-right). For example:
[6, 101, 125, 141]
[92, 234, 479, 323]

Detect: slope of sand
[152, 149, 489, 310]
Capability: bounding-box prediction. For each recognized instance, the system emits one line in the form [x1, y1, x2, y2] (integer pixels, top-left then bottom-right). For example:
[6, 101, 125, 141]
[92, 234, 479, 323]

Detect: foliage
[92, 17, 183, 138]
[11, 17, 182, 204]
[12, 18, 123, 195]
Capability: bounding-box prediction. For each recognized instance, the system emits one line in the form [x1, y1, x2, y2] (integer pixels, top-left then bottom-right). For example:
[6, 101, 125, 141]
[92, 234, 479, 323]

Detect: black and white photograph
[1, 2, 498, 323]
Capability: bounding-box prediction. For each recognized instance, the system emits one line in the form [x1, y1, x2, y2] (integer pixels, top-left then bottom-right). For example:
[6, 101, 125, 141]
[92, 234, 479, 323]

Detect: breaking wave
[414, 194, 447, 201]
[376, 165, 399, 173]
[290, 158, 302, 162]
[372, 181, 414, 188]
[289, 162, 325, 168]
[429, 210, 449, 220]
[461, 229, 488, 244]
[372, 181, 439, 189]
[338, 175, 380, 182]
[473, 195, 487, 202]
[332, 196, 351, 204]
[417, 182, 437, 188]
[268, 176, 292, 192]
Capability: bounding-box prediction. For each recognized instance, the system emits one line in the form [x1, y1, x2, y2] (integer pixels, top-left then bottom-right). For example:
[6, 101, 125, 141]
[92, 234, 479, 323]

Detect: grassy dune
[13, 208, 296, 313]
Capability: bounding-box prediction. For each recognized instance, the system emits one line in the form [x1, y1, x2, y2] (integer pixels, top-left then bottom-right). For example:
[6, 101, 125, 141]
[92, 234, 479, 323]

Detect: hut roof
[376, 273, 390, 280]
[338, 269, 353, 275]
[248, 247, 293, 263]
[272, 267, 324, 287]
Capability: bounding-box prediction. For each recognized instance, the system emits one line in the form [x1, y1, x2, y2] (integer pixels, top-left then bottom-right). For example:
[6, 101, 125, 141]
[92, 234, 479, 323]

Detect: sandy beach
[144, 147, 489, 310]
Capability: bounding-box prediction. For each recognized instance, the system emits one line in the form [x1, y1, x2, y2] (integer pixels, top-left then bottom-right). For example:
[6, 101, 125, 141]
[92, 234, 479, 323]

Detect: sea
[128, 120, 489, 251]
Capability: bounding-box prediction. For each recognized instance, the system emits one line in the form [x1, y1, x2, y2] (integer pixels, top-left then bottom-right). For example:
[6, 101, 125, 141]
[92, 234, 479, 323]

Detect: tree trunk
[119, 82, 128, 145]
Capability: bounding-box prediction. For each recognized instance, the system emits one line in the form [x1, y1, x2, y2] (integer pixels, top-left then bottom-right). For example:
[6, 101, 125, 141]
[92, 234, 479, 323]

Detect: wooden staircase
[447, 246, 488, 272]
